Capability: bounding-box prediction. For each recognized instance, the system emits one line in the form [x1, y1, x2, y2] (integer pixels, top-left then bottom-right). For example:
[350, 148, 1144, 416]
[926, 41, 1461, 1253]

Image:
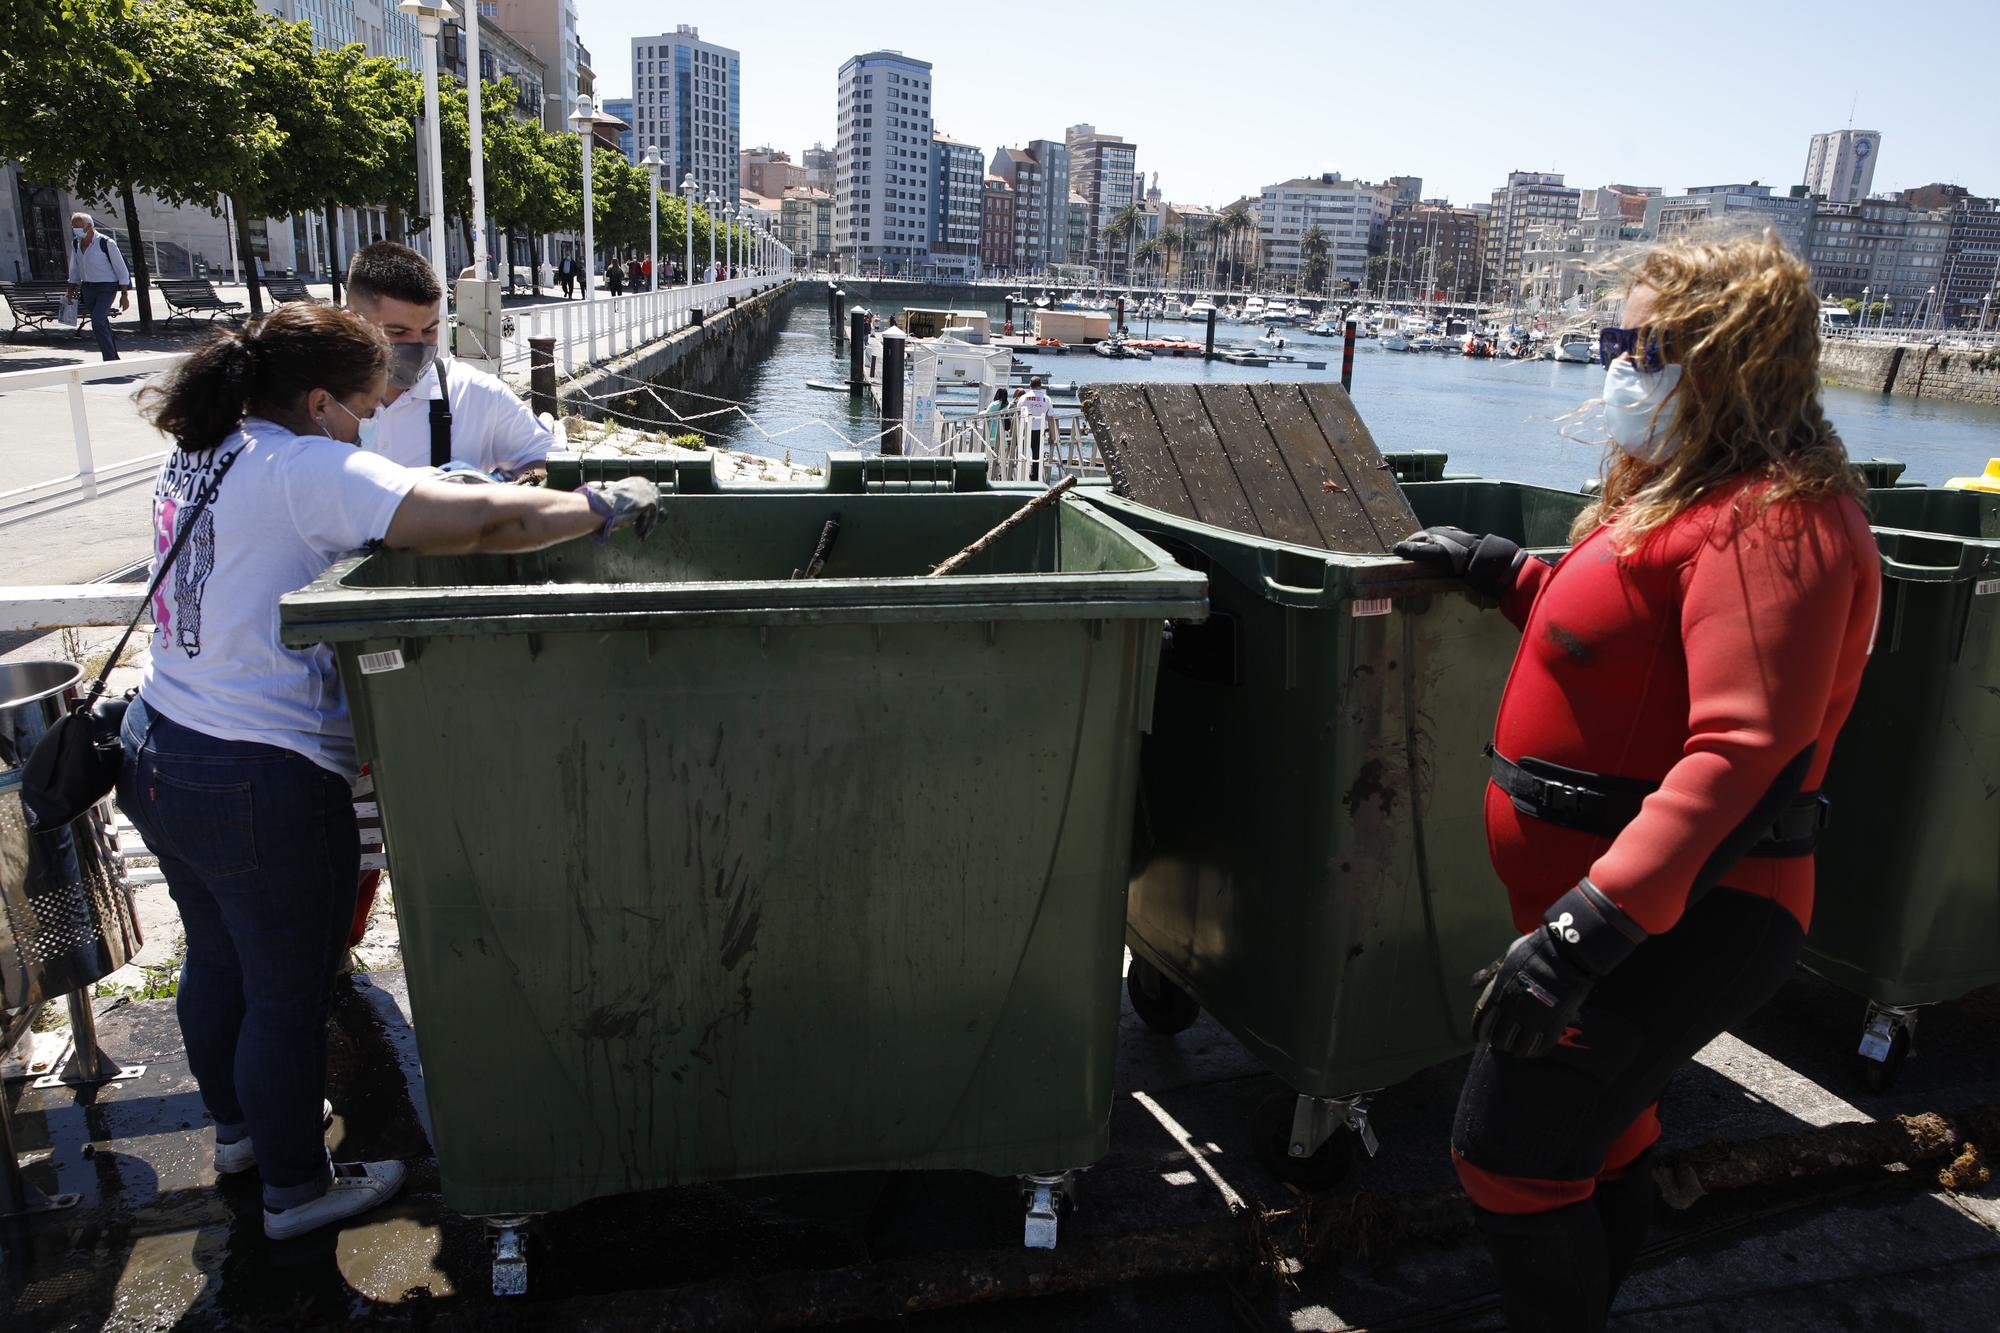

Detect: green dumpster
[1803, 527, 2000, 1088]
[1085, 478, 1589, 1186]
[278, 456, 1206, 1272]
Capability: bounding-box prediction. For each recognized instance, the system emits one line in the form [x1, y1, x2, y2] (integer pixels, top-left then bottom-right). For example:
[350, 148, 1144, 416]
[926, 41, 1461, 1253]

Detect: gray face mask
[387, 340, 439, 390]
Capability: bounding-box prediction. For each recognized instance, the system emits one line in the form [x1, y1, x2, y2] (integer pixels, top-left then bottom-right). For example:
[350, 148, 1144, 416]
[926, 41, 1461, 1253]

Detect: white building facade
[1803, 130, 1881, 205]
[835, 50, 933, 272]
[630, 27, 740, 209]
[1255, 174, 1391, 290]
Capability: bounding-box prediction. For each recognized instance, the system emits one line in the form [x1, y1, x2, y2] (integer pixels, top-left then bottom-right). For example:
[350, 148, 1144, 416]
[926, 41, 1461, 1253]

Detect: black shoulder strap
[429, 357, 453, 468]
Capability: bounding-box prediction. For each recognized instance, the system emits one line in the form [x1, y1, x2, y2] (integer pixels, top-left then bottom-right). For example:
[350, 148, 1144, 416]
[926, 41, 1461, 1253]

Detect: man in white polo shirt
[344, 241, 551, 483]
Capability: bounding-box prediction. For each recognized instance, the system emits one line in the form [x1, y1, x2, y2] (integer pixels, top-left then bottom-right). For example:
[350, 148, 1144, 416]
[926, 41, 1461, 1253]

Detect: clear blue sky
[582, 0, 1998, 207]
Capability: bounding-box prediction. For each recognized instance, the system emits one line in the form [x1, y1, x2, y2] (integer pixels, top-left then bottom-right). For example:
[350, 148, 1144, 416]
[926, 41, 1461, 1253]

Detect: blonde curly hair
[1575, 228, 1861, 549]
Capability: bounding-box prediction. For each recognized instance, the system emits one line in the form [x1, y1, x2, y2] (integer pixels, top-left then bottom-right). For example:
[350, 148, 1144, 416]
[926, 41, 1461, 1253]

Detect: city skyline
[582, 0, 1999, 211]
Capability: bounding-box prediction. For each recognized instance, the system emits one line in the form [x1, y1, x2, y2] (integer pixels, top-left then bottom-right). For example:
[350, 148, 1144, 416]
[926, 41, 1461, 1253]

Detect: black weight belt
[1486, 746, 1828, 859]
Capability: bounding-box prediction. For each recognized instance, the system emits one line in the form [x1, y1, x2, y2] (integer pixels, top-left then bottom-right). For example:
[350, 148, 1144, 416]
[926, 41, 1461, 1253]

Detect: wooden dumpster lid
[1077, 382, 1419, 554]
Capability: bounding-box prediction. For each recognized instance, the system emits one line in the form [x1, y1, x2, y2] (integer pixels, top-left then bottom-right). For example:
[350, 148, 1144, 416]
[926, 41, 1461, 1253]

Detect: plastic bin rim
[1079, 488, 1574, 602]
[278, 497, 1208, 645]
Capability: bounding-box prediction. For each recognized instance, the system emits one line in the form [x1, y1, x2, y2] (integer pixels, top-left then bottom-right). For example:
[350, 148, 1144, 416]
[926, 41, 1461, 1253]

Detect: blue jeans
[79, 281, 119, 360]
[117, 696, 358, 1208]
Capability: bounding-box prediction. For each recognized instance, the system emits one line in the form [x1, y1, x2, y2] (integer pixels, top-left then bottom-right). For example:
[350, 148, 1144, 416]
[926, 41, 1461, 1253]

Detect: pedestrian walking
[120, 303, 661, 1242]
[65, 211, 131, 361]
[1019, 375, 1053, 479]
[1395, 230, 1882, 1333]
[604, 259, 624, 297]
[628, 258, 645, 290]
[558, 254, 577, 299]
[641, 257, 653, 287]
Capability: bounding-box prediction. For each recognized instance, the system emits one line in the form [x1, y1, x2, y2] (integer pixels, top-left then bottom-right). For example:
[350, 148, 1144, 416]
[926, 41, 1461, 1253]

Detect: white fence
[932, 408, 1104, 485]
[499, 275, 778, 379]
[0, 353, 180, 527]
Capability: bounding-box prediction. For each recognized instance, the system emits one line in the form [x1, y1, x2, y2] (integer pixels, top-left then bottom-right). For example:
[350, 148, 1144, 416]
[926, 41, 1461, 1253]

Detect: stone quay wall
[562, 281, 802, 427]
[1820, 338, 2000, 406]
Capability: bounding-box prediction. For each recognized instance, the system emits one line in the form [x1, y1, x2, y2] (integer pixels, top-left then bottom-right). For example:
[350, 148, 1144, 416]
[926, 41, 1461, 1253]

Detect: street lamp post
[707, 194, 719, 281]
[405, 0, 451, 294]
[681, 174, 697, 289]
[567, 94, 598, 361]
[641, 145, 662, 292]
[1861, 286, 1870, 332]
[404, 0, 482, 278]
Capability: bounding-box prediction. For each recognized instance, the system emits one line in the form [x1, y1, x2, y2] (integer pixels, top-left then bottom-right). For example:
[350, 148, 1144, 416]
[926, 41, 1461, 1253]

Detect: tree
[0, 0, 273, 331]
[1218, 201, 1254, 288]
[285, 40, 416, 303]
[1299, 224, 1330, 295]
[1106, 203, 1142, 282]
[1157, 224, 1187, 283]
[1135, 237, 1162, 284]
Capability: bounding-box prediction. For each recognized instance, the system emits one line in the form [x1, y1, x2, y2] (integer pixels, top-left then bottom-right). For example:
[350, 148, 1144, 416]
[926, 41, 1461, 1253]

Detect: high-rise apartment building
[835, 50, 933, 270]
[1383, 205, 1484, 300]
[1804, 130, 1881, 204]
[980, 176, 1015, 273]
[1807, 197, 1950, 308]
[1940, 197, 2000, 327]
[600, 98, 635, 162]
[1483, 171, 1580, 297]
[487, 0, 581, 131]
[1064, 124, 1138, 275]
[1256, 174, 1392, 290]
[630, 27, 740, 207]
[930, 134, 983, 272]
[989, 148, 1045, 271]
[1026, 140, 1071, 265]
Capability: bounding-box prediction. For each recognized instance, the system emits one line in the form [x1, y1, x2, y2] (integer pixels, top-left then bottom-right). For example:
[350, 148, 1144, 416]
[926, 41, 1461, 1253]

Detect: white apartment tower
[630, 27, 741, 208]
[835, 51, 934, 270]
[1804, 130, 1881, 204]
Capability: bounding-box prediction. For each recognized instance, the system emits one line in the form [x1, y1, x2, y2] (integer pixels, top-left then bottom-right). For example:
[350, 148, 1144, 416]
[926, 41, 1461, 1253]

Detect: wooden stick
[792, 513, 842, 579]
[925, 475, 1077, 578]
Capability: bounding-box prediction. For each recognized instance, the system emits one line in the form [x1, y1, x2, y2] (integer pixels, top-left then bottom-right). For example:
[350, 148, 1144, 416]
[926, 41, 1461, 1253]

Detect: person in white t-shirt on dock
[118, 304, 660, 1242]
[1020, 376, 1054, 480]
[344, 241, 552, 484]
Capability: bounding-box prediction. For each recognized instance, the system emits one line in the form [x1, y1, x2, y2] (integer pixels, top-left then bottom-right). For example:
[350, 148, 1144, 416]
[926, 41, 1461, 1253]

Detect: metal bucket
[0, 660, 141, 1010]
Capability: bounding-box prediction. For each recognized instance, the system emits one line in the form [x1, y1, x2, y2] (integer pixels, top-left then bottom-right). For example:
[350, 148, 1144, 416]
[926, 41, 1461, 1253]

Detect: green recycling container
[1864, 483, 2000, 541]
[1804, 528, 2000, 1008]
[1086, 479, 1589, 1103]
[278, 456, 1205, 1219]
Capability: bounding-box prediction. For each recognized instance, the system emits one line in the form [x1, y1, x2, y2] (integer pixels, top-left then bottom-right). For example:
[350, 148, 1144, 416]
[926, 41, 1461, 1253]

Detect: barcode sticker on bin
[1351, 598, 1393, 618]
[1977, 578, 2000, 596]
[357, 649, 406, 675]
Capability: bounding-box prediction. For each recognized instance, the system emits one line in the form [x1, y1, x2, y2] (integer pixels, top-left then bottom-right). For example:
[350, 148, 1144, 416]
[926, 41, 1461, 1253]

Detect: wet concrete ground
[4, 957, 1998, 1331]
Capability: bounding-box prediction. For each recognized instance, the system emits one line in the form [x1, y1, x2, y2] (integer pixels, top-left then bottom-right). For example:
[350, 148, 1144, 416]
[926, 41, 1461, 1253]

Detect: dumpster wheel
[1127, 957, 1201, 1035]
[1858, 1002, 1918, 1093]
[1252, 1088, 1376, 1191]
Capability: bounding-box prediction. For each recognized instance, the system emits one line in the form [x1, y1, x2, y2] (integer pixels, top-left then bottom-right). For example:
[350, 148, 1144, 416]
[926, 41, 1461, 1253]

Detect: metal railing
[0, 354, 180, 527]
[932, 408, 1104, 485]
[499, 275, 780, 379]
[1825, 327, 2000, 348]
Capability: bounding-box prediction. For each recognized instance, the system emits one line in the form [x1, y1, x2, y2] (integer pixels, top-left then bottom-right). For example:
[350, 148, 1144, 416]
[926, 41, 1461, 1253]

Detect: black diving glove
[1472, 880, 1648, 1058]
[1393, 526, 1527, 601]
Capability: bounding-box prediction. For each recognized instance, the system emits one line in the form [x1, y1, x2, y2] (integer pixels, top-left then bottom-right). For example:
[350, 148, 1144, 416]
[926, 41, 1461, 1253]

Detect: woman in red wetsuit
[1396, 231, 1882, 1332]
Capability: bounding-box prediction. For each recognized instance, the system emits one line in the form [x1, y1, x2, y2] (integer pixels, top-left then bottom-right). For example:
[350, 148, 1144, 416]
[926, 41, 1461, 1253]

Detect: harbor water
[706, 297, 2000, 489]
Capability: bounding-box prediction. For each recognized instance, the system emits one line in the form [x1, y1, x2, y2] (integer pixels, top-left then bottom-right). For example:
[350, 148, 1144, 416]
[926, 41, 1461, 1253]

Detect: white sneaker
[214, 1100, 335, 1176]
[262, 1160, 407, 1240]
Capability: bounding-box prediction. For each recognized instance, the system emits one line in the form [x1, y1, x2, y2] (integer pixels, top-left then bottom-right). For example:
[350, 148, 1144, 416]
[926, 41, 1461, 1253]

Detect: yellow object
[1943, 458, 2000, 493]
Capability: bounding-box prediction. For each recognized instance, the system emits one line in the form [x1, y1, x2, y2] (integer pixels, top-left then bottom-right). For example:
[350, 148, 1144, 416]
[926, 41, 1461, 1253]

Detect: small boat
[1461, 333, 1495, 358]
[1093, 337, 1153, 360]
[1554, 330, 1595, 363]
[1164, 298, 1189, 319]
[1378, 313, 1411, 352]
[1186, 298, 1216, 323]
[1307, 320, 1341, 337]
[1255, 329, 1289, 349]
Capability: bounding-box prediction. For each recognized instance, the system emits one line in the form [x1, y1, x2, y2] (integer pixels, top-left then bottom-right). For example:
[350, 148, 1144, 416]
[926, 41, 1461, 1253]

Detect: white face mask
[1602, 359, 1683, 463]
[72, 227, 87, 241]
[319, 397, 379, 450]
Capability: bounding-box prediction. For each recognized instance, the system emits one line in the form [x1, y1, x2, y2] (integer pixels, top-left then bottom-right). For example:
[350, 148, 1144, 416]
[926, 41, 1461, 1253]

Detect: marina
[701, 291, 2000, 492]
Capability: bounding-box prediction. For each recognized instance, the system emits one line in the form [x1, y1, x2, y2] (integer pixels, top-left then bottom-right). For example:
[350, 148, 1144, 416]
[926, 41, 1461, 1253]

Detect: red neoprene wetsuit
[1485, 478, 1882, 938]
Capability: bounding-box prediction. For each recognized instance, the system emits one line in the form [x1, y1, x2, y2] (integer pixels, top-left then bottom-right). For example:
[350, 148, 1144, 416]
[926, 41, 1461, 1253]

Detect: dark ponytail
[139, 303, 391, 451]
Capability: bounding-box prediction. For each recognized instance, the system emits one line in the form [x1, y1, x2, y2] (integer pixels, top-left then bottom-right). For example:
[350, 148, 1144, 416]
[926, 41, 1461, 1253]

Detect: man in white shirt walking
[343, 242, 552, 482]
[65, 211, 131, 361]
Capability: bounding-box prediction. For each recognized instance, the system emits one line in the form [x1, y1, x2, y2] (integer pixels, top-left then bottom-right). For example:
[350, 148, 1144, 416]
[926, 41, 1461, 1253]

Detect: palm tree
[1135, 236, 1162, 285]
[1299, 224, 1330, 296]
[1204, 216, 1227, 290]
[1107, 203, 1143, 282]
[1158, 224, 1187, 284]
[1219, 201, 1254, 291]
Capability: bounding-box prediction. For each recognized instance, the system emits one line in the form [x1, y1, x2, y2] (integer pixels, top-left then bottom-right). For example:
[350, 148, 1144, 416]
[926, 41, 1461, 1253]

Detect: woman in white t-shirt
[119, 304, 660, 1241]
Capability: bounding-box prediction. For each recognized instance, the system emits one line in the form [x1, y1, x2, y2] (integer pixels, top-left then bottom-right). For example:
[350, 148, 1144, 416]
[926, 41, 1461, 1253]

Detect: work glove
[1471, 879, 1647, 1058]
[1393, 526, 1527, 601]
[576, 478, 662, 542]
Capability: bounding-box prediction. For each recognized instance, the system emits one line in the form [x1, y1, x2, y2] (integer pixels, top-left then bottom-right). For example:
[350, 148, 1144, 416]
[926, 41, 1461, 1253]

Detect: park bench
[261, 276, 325, 304]
[155, 277, 244, 326]
[0, 281, 87, 341]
